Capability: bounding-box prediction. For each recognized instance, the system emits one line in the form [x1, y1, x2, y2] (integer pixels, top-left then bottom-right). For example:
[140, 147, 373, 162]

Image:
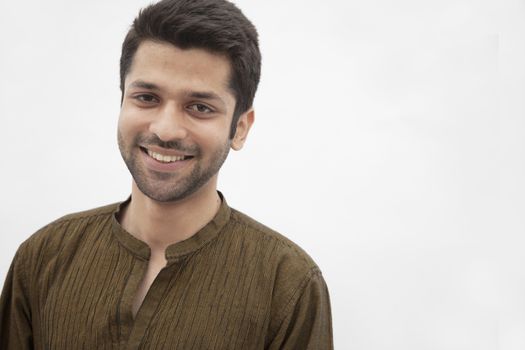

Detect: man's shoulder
[227, 208, 319, 272]
[19, 201, 122, 255]
[52, 201, 121, 224]
[225, 208, 328, 340]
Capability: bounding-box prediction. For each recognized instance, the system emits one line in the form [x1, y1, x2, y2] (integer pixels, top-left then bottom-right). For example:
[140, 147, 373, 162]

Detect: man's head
[117, 0, 260, 203]
[119, 0, 261, 138]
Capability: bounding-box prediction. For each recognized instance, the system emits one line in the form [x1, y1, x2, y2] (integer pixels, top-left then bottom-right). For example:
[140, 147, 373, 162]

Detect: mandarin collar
[111, 192, 231, 262]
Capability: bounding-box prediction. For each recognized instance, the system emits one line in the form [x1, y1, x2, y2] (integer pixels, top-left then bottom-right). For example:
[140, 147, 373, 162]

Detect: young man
[0, 0, 333, 349]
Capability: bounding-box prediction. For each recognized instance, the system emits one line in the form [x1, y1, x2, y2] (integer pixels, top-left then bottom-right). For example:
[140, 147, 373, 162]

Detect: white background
[1, 0, 524, 349]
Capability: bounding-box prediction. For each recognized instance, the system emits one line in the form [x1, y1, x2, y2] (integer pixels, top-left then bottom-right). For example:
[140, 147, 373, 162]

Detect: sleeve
[266, 269, 334, 350]
[0, 246, 34, 349]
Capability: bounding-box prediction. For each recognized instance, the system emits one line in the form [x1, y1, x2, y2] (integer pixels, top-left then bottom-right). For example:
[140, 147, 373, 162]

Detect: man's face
[118, 40, 248, 202]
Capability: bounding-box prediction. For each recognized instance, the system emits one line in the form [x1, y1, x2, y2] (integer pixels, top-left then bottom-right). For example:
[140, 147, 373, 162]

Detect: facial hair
[117, 130, 230, 202]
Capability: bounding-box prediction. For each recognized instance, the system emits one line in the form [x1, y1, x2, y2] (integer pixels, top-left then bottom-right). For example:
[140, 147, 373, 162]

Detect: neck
[120, 178, 221, 254]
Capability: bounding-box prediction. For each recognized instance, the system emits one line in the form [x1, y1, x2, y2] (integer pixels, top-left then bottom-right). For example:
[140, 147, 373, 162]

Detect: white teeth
[146, 149, 186, 163]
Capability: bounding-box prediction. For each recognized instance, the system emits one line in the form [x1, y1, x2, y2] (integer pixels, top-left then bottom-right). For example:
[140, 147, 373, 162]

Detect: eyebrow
[187, 91, 224, 103]
[128, 80, 161, 91]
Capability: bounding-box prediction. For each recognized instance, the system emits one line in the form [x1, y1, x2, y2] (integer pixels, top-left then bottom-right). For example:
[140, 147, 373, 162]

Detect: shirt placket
[120, 258, 182, 350]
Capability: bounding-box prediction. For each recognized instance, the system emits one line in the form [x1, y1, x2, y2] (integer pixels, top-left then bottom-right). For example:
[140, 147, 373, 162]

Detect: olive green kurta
[0, 195, 333, 349]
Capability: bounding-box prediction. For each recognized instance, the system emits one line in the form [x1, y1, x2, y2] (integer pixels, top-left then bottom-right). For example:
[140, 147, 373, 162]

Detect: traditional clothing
[0, 194, 332, 349]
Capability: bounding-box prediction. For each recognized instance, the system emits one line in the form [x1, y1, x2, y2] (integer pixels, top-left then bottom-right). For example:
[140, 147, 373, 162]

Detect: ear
[231, 109, 255, 151]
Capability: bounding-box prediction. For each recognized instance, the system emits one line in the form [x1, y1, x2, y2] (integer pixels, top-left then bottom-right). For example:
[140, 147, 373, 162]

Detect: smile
[141, 147, 193, 163]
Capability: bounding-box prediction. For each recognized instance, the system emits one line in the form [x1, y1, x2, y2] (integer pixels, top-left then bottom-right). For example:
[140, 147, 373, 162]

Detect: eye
[187, 103, 213, 114]
[133, 94, 159, 104]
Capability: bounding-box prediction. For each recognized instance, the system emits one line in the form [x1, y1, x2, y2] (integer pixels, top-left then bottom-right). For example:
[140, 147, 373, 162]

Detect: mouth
[140, 147, 194, 163]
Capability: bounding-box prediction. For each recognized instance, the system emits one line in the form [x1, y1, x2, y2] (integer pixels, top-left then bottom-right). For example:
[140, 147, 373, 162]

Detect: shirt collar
[111, 192, 231, 262]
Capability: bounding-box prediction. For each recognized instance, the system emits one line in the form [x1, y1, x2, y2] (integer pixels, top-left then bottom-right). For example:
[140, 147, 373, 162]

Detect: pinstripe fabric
[0, 196, 333, 349]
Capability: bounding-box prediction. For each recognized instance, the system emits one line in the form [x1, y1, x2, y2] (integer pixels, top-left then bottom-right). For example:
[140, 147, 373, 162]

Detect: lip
[140, 147, 192, 172]
[140, 145, 192, 157]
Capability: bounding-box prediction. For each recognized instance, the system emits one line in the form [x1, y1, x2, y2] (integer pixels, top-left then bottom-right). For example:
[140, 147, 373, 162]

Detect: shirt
[0, 195, 333, 349]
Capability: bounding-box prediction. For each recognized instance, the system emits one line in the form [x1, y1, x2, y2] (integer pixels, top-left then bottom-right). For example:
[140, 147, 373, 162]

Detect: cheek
[195, 122, 231, 148]
[117, 112, 143, 152]
[118, 108, 148, 135]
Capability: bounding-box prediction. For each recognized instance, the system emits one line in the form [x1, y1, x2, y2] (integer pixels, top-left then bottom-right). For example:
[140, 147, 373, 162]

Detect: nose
[148, 102, 189, 141]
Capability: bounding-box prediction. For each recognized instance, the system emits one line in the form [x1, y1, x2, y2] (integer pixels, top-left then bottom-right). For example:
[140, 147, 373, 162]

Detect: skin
[116, 40, 254, 317]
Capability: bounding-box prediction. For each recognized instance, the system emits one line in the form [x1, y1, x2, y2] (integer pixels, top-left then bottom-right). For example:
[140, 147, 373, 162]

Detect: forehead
[126, 40, 234, 102]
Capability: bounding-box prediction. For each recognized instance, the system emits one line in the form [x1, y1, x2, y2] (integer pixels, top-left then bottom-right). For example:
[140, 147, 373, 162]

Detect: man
[0, 0, 333, 349]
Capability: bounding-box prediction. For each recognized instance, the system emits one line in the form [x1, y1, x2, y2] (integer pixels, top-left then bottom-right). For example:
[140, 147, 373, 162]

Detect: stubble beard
[117, 130, 230, 202]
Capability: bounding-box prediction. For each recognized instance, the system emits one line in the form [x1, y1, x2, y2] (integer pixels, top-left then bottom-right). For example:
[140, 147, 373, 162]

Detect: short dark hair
[120, 0, 261, 137]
